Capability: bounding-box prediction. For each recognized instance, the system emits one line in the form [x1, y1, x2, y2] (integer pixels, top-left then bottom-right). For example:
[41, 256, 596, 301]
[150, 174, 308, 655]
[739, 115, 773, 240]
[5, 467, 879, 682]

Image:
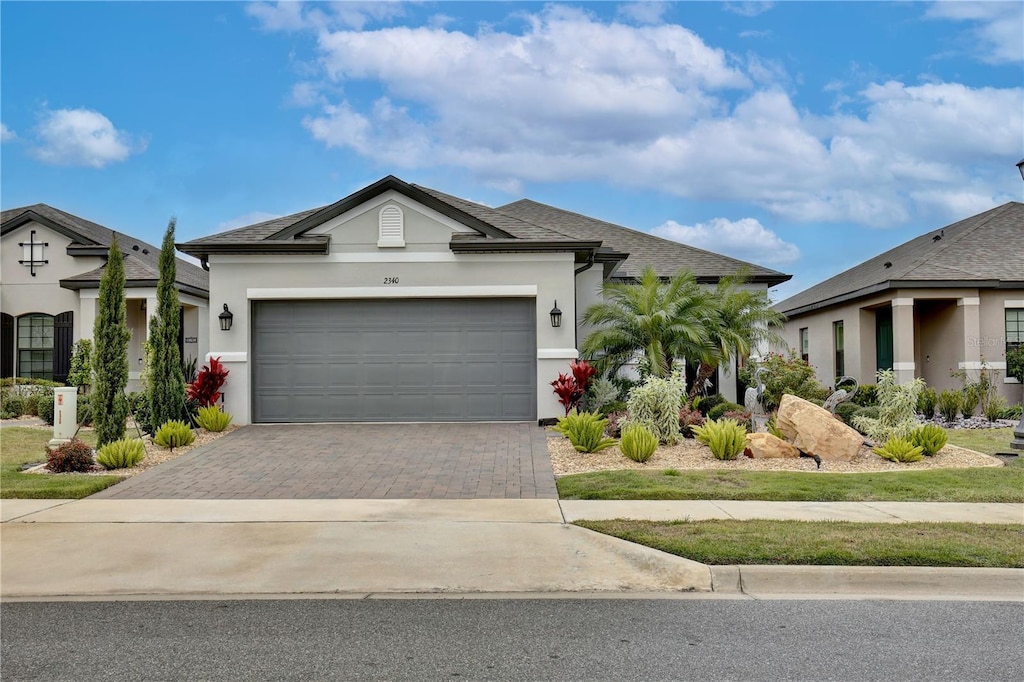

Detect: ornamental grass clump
[873, 437, 924, 463]
[96, 438, 146, 470]
[196, 405, 233, 432]
[852, 370, 923, 443]
[909, 424, 948, 457]
[620, 424, 658, 463]
[552, 410, 618, 453]
[624, 371, 685, 444]
[691, 418, 747, 461]
[154, 419, 195, 450]
[937, 390, 961, 422]
[917, 386, 938, 419]
[46, 438, 95, 473]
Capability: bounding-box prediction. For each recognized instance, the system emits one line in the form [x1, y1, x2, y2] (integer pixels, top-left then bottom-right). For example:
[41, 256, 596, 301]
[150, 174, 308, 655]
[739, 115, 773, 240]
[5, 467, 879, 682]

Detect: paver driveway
[92, 423, 558, 500]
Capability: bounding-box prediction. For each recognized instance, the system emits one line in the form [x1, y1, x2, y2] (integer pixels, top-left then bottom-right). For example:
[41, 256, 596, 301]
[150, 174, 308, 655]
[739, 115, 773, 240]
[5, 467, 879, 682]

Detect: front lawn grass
[575, 519, 1024, 567]
[945, 426, 1016, 456]
[0, 427, 122, 499]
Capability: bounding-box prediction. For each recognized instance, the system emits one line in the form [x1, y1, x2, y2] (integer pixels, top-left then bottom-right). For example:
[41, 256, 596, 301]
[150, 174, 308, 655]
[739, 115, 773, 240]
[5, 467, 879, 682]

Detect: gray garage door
[252, 298, 536, 422]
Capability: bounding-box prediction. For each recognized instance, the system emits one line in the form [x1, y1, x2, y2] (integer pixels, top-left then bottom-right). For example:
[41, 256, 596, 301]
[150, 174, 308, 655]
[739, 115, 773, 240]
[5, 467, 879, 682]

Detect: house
[1, 204, 210, 388]
[774, 201, 1024, 402]
[178, 175, 789, 425]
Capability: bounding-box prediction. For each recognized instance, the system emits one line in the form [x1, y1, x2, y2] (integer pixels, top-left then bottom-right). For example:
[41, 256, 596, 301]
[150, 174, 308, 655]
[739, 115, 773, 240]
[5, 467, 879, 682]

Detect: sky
[2, 1, 1022, 302]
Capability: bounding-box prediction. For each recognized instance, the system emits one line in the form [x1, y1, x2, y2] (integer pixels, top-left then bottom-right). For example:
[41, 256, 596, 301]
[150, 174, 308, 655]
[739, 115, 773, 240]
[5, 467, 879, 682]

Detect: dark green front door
[876, 306, 893, 372]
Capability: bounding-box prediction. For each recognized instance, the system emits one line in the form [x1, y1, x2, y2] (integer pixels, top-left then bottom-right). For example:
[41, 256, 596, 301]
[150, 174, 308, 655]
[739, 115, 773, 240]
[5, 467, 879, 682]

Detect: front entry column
[891, 297, 916, 383]
[958, 296, 982, 369]
[144, 296, 158, 339]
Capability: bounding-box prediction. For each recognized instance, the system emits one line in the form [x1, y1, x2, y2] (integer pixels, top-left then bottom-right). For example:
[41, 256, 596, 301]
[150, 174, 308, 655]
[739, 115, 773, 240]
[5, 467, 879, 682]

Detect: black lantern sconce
[549, 300, 562, 328]
[219, 304, 234, 331]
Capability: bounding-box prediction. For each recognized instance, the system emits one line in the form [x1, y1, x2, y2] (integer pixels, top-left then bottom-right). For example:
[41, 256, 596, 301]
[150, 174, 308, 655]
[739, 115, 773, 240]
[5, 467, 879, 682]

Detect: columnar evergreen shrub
[852, 370, 924, 443]
[91, 237, 130, 446]
[623, 371, 685, 444]
[148, 219, 187, 428]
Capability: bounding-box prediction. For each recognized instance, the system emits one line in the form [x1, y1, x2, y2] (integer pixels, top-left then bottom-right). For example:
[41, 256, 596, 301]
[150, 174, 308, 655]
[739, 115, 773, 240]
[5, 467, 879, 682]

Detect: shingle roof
[497, 199, 791, 284]
[775, 201, 1024, 316]
[410, 185, 570, 241]
[1, 203, 209, 294]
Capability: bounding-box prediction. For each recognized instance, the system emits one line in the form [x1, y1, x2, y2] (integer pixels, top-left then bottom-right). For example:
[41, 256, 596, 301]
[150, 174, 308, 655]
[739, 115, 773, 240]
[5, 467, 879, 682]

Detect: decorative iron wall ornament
[18, 229, 49, 276]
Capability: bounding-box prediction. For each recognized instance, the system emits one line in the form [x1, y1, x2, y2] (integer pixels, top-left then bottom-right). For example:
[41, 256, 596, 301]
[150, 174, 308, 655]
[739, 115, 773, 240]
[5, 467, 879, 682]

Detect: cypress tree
[91, 237, 130, 446]
[148, 218, 186, 428]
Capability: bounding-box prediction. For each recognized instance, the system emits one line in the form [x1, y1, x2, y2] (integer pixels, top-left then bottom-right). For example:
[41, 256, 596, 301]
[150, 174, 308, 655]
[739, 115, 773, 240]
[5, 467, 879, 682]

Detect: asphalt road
[2, 598, 1022, 681]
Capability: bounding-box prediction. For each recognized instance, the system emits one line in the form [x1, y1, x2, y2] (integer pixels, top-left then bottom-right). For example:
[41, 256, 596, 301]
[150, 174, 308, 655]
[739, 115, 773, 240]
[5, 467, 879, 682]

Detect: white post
[49, 387, 78, 447]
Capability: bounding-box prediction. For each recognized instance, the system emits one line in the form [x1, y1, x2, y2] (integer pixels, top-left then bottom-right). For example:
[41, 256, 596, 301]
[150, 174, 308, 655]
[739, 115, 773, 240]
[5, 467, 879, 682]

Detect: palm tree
[581, 267, 717, 377]
[706, 268, 786, 371]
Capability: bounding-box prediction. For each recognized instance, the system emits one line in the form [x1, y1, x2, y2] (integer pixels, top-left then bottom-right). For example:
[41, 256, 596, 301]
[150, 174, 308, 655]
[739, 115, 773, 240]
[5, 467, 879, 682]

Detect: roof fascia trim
[1, 211, 101, 244]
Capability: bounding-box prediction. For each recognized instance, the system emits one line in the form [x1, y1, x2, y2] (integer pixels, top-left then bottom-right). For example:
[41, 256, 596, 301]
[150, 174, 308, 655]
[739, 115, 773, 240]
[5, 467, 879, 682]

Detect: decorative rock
[743, 432, 801, 459]
[776, 394, 863, 462]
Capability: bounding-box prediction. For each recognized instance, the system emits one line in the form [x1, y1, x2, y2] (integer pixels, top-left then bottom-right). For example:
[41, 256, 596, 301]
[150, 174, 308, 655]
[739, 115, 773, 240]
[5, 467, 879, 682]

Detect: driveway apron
[91, 423, 558, 500]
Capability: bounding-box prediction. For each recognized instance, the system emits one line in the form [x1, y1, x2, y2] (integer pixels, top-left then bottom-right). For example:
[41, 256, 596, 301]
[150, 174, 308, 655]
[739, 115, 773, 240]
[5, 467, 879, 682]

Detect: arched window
[17, 313, 54, 380]
[378, 205, 405, 247]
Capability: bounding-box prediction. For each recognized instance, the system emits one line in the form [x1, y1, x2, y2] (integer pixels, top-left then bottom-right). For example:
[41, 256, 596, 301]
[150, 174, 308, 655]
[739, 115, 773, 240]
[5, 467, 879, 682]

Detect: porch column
[144, 296, 158, 340]
[958, 296, 982, 369]
[892, 297, 916, 383]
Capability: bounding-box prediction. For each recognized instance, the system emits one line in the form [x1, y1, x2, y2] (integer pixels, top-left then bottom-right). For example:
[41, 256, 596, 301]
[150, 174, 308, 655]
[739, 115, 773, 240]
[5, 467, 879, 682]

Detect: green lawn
[0, 427, 123, 499]
[575, 519, 1024, 567]
[558, 428, 1023, 502]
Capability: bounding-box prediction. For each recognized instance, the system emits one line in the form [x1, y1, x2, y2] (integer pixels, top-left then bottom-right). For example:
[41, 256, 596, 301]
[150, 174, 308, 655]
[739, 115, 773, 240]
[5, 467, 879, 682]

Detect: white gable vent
[378, 205, 405, 247]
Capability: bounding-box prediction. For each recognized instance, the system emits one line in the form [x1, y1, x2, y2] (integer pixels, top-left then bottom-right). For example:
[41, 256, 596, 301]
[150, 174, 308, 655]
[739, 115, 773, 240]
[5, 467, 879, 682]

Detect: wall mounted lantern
[549, 301, 562, 328]
[219, 304, 234, 331]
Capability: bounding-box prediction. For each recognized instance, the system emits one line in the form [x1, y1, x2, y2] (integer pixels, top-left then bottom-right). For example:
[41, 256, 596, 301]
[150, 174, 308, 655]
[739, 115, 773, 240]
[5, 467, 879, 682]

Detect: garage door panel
[252, 298, 536, 422]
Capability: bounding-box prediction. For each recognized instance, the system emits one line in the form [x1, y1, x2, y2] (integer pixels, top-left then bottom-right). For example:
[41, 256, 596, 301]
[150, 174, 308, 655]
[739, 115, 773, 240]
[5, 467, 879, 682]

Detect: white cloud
[0, 123, 15, 142]
[31, 108, 143, 168]
[739, 29, 771, 39]
[723, 2, 775, 18]
[247, 1, 404, 32]
[217, 211, 282, 231]
[926, 1, 1023, 64]
[652, 217, 800, 266]
[616, 2, 670, 25]
[283, 7, 1021, 228]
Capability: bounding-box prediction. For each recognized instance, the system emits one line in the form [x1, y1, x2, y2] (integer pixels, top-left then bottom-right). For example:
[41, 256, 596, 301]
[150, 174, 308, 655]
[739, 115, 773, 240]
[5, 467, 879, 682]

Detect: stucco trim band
[537, 349, 580, 360]
[246, 285, 539, 299]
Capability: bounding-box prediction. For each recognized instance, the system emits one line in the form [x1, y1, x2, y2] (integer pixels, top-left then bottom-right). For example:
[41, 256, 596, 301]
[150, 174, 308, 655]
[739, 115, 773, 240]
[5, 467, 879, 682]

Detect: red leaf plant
[187, 357, 230, 407]
[551, 360, 597, 416]
[569, 359, 597, 394]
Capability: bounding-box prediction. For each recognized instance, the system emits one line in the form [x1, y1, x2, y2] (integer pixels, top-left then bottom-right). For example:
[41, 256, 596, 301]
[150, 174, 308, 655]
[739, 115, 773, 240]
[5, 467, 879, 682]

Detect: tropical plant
[623, 371, 686, 444]
[738, 352, 829, 413]
[910, 424, 948, 457]
[852, 370, 924, 443]
[873, 437, 924, 463]
[707, 401, 744, 421]
[677, 405, 704, 438]
[66, 338, 93, 391]
[693, 393, 725, 417]
[91, 237, 130, 447]
[581, 266, 716, 378]
[148, 218, 187, 428]
[188, 356, 230, 407]
[181, 355, 199, 384]
[853, 384, 878, 407]
[550, 360, 597, 415]
[620, 424, 658, 462]
[586, 377, 620, 414]
[46, 438, 95, 473]
[153, 419, 195, 450]
[96, 438, 146, 469]
[917, 386, 938, 419]
[196, 405, 233, 432]
[551, 410, 618, 453]
[692, 418, 747, 460]
[937, 390, 961, 422]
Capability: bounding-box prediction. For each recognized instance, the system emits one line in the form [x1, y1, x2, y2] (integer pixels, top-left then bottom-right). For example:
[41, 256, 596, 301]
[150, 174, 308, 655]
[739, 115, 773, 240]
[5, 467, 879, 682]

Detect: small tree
[91, 238, 130, 446]
[148, 218, 186, 427]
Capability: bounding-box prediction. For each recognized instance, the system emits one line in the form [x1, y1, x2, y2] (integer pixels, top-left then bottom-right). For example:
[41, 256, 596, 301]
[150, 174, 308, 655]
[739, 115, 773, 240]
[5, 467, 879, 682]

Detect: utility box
[49, 387, 78, 447]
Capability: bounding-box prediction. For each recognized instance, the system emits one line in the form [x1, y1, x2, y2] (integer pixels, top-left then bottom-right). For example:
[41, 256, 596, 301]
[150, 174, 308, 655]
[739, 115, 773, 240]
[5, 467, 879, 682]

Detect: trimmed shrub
[910, 424, 948, 457]
[96, 438, 146, 470]
[937, 390, 961, 422]
[873, 437, 924, 463]
[917, 386, 938, 419]
[46, 438, 95, 473]
[692, 418, 747, 460]
[853, 384, 878, 407]
[620, 424, 658, 463]
[624, 371, 685, 444]
[694, 393, 725, 417]
[707, 401, 743, 421]
[37, 393, 55, 426]
[196, 405, 233, 432]
[153, 420, 195, 450]
[552, 410, 618, 453]
[835, 401, 860, 425]
[23, 393, 40, 416]
[605, 411, 627, 438]
[678, 405, 704, 438]
[1, 393, 26, 418]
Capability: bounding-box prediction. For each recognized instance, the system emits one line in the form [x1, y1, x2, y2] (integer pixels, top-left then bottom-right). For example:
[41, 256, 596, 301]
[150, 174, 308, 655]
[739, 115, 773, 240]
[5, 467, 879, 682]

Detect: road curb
[710, 565, 1024, 600]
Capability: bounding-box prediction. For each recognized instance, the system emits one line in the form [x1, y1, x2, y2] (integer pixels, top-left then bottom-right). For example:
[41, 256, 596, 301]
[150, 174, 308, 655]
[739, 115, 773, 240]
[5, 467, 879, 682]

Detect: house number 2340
[383, 277, 400, 285]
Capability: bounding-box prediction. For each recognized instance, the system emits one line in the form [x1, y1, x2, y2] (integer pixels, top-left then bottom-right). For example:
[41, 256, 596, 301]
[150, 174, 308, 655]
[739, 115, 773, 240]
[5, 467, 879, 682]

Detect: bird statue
[744, 367, 767, 417]
[823, 376, 859, 415]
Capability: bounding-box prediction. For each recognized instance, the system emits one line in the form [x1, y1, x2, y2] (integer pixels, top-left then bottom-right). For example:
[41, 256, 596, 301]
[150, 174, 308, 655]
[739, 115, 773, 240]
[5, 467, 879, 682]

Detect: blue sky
[2, 1, 1022, 301]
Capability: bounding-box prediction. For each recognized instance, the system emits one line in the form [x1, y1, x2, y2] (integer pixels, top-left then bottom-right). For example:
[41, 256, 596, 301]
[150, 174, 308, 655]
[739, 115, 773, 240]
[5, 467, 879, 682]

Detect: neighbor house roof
[497, 199, 791, 285]
[775, 201, 1024, 317]
[177, 175, 792, 285]
[1, 203, 209, 296]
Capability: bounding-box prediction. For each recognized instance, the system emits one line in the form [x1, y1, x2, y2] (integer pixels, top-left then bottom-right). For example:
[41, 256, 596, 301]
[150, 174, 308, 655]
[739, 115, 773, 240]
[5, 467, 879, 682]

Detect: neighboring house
[179, 175, 790, 425]
[1, 204, 210, 389]
[774, 202, 1024, 402]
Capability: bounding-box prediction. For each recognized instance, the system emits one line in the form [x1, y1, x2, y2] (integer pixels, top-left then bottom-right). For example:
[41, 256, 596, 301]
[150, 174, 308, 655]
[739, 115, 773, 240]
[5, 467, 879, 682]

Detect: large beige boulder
[744, 432, 801, 459]
[776, 394, 863, 462]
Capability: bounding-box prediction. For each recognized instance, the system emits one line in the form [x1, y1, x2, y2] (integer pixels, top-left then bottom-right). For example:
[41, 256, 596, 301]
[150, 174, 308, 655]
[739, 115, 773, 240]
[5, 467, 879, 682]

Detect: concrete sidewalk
[1, 498, 1021, 601]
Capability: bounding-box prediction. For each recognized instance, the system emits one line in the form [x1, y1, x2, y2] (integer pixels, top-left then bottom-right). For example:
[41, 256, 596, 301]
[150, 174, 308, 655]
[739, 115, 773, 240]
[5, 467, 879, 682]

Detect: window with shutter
[378, 205, 405, 247]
